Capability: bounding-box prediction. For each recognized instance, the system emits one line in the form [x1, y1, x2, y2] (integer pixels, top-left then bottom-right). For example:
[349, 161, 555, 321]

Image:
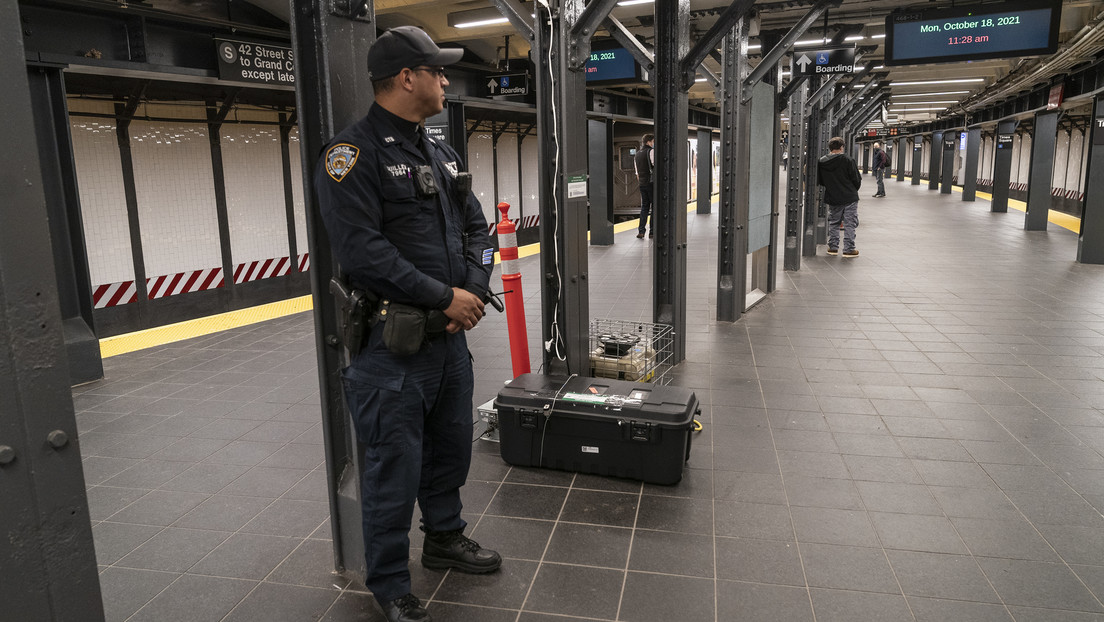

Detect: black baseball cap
[366, 26, 463, 80]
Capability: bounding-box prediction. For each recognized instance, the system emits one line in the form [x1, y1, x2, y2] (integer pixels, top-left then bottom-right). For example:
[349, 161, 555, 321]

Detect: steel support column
[940, 131, 957, 194]
[447, 101, 468, 166]
[1026, 110, 1059, 231]
[697, 128, 713, 214]
[862, 143, 870, 174]
[784, 79, 808, 271]
[912, 137, 923, 186]
[1079, 95, 1104, 264]
[716, 26, 748, 322]
[802, 77, 822, 257]
[289, 0, 376, 580]
[588, 118, 615, 245]
[655, 0, 690, 346]
[1, 2, 104, 618]
[991, 120, 1017, 212]
[896, 136, 907, 182]
[25, 65, 104, 385]
[929, 132, 943, 190]
[963, 128, 981, 201]
[535, 0, 593, 374]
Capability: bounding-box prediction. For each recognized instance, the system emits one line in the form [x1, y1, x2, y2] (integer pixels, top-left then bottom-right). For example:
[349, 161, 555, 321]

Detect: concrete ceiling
[243, 0, 1104, 124]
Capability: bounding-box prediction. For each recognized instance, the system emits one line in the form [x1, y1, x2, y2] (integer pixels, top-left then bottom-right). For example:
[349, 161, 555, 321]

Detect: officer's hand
[444, 287, 484, 330]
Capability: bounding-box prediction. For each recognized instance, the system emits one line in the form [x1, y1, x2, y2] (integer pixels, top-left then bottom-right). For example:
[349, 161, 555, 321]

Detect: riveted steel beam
[680, 0, 755, 91]
[491, 0, 534, 42]
[603, 15, 654, 78]
[743, 0, 842, 102]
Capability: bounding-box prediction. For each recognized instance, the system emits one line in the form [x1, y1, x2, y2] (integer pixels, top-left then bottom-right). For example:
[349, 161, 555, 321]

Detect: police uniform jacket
[315, 104, 493, 312]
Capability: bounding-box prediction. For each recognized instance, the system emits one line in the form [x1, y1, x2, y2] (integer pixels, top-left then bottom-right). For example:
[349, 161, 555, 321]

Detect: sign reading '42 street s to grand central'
[791, 46, 856, 76]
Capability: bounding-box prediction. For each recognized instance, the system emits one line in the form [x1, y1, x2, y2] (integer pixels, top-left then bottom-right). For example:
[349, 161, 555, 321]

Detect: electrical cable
[541, 3, 567, 364]
[538, 373, 576, 467]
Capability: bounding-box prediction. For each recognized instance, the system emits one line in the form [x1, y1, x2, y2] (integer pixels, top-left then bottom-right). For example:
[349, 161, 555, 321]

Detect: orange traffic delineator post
[495, 202, 531, 377]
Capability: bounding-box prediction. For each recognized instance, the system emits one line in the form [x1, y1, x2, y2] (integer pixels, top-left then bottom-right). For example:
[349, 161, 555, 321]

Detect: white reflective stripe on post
[499, 231, 517, 249]
[501, 259, 520, 275]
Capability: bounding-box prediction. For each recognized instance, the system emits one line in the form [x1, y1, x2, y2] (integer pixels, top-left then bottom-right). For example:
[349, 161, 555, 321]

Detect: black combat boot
[380, 594, 431, 622]
[421, 528, 502, 573]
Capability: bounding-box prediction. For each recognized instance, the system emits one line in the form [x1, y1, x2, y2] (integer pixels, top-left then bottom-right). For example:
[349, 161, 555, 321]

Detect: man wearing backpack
[872, 142, 888, 198]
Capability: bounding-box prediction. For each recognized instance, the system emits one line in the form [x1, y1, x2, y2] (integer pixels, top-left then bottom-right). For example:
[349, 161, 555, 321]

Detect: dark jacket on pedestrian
[872, 147, 888, 171]
[817, 152, 862, 206]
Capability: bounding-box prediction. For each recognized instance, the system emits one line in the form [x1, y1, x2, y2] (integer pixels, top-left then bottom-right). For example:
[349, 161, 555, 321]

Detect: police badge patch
[325, 143, 359, 182]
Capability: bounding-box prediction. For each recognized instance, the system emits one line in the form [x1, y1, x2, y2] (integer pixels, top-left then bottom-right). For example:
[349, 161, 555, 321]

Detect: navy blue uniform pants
[638, 182, 654, 235]
[342, 329, 474, 604]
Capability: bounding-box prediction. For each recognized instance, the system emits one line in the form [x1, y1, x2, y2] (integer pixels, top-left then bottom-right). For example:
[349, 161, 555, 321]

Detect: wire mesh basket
[588, 319, 674, 385]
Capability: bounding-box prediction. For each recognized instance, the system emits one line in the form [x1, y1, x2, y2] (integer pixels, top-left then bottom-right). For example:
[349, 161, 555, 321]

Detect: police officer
[314, 26, 500, 622]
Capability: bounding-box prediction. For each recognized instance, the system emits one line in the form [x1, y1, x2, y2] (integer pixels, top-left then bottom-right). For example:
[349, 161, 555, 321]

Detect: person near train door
[635, 133, 655, 239]
[314, 25, 501, 622]
[872, 141, 888, 198]
[818, 136, 862, 258]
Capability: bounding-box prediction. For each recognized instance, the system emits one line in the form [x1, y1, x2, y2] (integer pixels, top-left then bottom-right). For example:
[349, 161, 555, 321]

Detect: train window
[620, 146, 636, 171]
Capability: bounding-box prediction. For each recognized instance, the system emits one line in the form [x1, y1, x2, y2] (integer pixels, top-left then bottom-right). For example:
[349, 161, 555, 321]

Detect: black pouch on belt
[379, 301, 427, 356]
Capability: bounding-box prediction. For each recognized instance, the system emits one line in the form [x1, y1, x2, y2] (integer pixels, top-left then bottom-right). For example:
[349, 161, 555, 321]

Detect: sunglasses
[413, 66, 449, 80]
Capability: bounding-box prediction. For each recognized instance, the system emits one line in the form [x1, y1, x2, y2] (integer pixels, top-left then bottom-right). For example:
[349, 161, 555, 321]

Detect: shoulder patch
[325, 143, 360, 182]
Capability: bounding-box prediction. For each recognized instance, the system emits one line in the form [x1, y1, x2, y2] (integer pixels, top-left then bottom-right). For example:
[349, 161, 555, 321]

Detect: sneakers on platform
[826, 247, 838, 256]
[842, 249, 859, 258]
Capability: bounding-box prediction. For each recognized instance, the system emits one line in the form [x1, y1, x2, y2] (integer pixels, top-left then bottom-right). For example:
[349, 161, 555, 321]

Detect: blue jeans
[638, 182, 653, 235]
[827, 201, 858, 252]
[874, 168, 885, 195]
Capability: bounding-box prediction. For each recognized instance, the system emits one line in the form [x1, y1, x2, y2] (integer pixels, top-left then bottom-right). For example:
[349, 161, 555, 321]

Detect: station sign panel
[1094, 119, 1104, 146]
[215, 39, 295, 86]
[997, 133, 1015, 149]
[885, 0, 1060, 66]
[486, 73, 529, 97]
[791, 46, 856, 76]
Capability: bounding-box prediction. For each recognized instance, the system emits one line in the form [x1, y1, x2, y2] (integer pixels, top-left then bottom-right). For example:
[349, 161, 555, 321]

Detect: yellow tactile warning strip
[99, 295, 314, 358]
[898, 177, 1080, 234]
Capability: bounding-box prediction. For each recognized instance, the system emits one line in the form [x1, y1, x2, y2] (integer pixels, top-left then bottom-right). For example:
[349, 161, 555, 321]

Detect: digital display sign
[885, 0, 1060, 66]
[585, 47, 642, 85]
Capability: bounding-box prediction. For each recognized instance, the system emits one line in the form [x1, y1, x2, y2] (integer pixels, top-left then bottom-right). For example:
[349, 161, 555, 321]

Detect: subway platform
[76, 176, 1104, 621]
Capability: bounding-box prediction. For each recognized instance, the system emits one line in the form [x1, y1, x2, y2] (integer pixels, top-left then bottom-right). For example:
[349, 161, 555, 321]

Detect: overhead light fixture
[794, 38, 828, 47]
[617, 0, 654, 5]
[448, 7, 511, 28]
[748, 44, 762, 51]
[891, 78, 985, 86]
[893, 90, 970, 98]
[695, 77, 707, 82]
[888, 100, 958, 105]
[844, 35, 865, 42]
[872, 34, 886, 39]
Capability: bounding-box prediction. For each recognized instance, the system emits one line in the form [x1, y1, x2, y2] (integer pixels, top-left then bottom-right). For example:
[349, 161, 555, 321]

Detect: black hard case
[495, 374, 698, 485]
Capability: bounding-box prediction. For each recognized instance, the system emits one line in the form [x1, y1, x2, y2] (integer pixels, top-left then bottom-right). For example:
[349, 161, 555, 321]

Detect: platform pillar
[1079, 95, 1104, 264]
[991, 120, 1017, 213]
[941, 131, 957, 194]
[1026, 109, 1059, 231]
[697, 128, 713, 214]
[912, 137, 923, 185]
[929, 131, 943, 190]
[963, 128, 981, 201]
[896, 136, 907, 182]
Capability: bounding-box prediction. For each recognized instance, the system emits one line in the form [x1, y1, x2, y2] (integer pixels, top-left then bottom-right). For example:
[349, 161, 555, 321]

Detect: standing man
[635, 133, 655, 239]
[314, 26, 501, 622]
[871, 141, 887, 197]
[818, 136, 862, 257]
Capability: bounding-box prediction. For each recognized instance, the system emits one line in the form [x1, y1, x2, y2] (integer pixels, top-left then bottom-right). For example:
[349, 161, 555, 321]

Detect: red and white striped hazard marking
[1052, 188, 1083, 200]
[234, 257, 291, 284]
[148, 267, 224, 300]
[1011, 182, 1028, 192]
[93, 281, 138, 309]
[298, 253, 310, 272]
[487, 215, 539, 234]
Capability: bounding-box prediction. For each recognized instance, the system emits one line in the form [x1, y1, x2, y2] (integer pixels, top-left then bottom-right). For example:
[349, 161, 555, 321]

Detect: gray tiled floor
[75, 175, 1104, 621]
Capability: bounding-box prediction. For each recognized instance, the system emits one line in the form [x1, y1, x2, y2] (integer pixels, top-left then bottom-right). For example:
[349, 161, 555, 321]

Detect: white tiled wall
[68, 98, 134, 286]
[521, 136, 539, 221]
[496, 134, 520, 218]
[221, 122, 290, 266]
[468, 133, 496, 226]
[129, 113, 223, 278]
[1053, 130, 1070, 191]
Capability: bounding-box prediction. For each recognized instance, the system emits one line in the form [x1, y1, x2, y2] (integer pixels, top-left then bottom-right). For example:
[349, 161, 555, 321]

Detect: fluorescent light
[794, 38, 828, 47]
[748, 44, 762, 51]
[453, 16, 509, 28]
[781, 71, 792, 76]
[892, 91, 970, 98]
[872, 34, 886, 39]
[616, 0, 654, 5]
[874, 65, 884, 69]
[891, 78, 985, 86]
[888, 101, 958, 105]
[695, 77, 707, 82]
[844, 35, 865, 42]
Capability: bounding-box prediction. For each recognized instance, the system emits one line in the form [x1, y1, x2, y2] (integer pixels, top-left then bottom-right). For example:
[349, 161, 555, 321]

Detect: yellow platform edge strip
[898, 177, 1080, 233]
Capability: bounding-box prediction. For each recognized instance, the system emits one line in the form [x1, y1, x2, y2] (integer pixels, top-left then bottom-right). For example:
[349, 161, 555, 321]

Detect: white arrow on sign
[487, 79, 497, 93]
[796, 54, 812, 72]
